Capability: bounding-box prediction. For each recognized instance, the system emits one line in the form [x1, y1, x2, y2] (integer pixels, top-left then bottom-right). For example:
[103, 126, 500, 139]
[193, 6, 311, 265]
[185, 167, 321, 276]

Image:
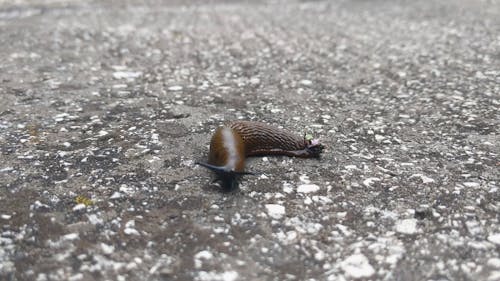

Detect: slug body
[197, 121, 324, 190]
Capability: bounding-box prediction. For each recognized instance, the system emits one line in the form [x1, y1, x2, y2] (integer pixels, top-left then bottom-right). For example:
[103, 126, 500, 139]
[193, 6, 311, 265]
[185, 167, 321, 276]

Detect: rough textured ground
[1, 0, 499, 280]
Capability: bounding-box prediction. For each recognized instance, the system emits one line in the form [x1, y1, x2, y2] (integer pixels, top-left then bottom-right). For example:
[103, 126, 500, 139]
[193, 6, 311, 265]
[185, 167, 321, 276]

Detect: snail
[196, 121, 324, 190]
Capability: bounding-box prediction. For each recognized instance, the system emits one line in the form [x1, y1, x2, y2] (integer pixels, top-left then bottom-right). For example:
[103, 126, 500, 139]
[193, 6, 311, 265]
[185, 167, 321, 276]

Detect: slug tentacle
[195, 162, 254, 190]
[195, 161, 254, 176]
[198, 121, 324, 190]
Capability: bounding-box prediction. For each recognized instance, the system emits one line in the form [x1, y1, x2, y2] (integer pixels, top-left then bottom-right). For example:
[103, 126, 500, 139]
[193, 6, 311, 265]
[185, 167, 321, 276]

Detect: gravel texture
[0, 0, 499, 280]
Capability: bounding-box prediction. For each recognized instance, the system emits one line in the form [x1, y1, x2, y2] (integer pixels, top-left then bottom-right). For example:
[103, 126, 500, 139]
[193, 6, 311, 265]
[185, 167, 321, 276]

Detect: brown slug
[196, 121, 324, 190]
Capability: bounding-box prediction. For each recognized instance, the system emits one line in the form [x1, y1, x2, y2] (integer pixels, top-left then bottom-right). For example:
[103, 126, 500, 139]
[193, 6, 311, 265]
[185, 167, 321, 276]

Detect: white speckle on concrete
[381, 209, 399, 220]
[487, 258, 500, 268]
[487, 233, 500, 245]
[410, 174, 435, 184]
[124, 219, 136, 227]
[488, 271, 500, 281]
[314, 249, 326, 261]
[336, 212, 347, 219]
[249, 77, 260, 85]
[0, 167, 14, 173]
[68, 273, 83, 281]
[213, 226, 228, 234]
[368, 236, 405, 268]
[124, 228, 140, 236]
[97, 130, 108, 137]
[149, 255, 175, 274]
[72, 204, 86, 211]
[194, 250, 213, 269]
[63, 233, 79, 241]
[363, 177, 380, 187]
[465, 220, 483, 236]
[299, 174, 311, 184]
[345, 165, 358, 170]
[463, 182, 480, 188]
[303, 196, 313, 205]
[1, 260, 14, 275]
[126, 262, 138, 270]
[31, 200, 50, 211]
[196, 270, 238, 281]
[1, 214, 12, 220]
[109, 191, 122, 199]
[395, 218, 419, 234]
[87, 214, 103, 225]
[336, 224, 352, 236]
[340, 254, 375, 279]
[101, 243, 115, 255]
[119, 184, 134, 195]
[195, 251, 213, 260]
[112, 71, 142, 80]
[168, 85, 183, 91]
[124, 220, 140, 236]
[287, 230, 298, 242]
[287, 217, 323, 235]
[265, 204, 285, 219]
[299, 79, 313, 86]
[297, 184, 320, 193]
[282, 182, 293, 194]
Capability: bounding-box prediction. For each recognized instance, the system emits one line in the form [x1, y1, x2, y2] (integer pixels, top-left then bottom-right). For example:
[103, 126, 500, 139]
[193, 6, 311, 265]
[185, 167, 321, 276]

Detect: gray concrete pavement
[1, 0, 499, 280]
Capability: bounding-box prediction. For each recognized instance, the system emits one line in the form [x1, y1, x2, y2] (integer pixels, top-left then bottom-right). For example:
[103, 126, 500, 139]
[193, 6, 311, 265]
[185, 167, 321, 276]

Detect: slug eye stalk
[303, 133, 324, 158]
[305, 142, 324, 158]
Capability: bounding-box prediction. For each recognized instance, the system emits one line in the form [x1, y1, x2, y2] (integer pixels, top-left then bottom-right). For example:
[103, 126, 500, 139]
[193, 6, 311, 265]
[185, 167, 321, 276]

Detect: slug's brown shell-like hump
[228, 121, 306, 156]
[208, 127, 246, 172]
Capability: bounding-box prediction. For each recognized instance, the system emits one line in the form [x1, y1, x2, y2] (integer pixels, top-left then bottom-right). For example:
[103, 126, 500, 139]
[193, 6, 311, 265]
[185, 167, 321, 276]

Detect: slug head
[216, 171, 240, 190]
[196, 162, 254, 191]
[304, 134, 324, 158]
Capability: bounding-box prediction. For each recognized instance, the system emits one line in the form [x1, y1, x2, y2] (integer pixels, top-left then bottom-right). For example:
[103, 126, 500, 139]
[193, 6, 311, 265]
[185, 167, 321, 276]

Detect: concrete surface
[0, 0, 499, 280]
